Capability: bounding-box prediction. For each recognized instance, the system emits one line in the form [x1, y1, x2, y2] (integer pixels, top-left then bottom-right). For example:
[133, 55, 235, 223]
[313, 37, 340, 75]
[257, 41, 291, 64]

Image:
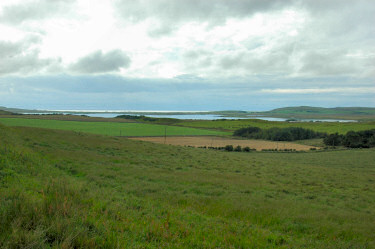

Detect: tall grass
[1, 124, 374, 248]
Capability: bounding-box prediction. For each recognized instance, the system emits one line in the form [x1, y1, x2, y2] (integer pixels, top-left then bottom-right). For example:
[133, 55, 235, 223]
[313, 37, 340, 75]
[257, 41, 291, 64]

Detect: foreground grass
[1, 124, 375, 248]
[177, 119, 375, 134]
[0, 117, 229, 137]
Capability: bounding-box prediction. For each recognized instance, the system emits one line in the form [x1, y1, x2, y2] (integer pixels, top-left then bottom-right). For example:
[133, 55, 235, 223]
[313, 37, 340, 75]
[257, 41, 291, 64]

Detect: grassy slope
[267, 106, 375, 115]
[1, 124, 375, 248]
[177, 119, 375, 134]
[0, 110, 15, 115]
[259, 106, 375, 121]
[0, 117, 229, 137]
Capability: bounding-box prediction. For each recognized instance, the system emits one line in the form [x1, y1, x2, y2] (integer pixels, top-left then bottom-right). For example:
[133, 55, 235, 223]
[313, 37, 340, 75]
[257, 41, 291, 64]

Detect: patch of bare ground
[130, 136, 318, 151]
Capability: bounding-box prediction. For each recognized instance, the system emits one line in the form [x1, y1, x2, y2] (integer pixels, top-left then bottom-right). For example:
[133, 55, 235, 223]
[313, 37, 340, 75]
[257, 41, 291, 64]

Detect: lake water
[85, 113, 250, 120]
[77, 113, 358, 122]
[24, 112, 357, 122]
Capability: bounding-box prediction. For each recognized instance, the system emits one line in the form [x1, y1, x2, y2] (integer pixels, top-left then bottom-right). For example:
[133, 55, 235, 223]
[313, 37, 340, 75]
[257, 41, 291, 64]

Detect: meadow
[1, 123, 375, 248]
[0, 117, 229, 137]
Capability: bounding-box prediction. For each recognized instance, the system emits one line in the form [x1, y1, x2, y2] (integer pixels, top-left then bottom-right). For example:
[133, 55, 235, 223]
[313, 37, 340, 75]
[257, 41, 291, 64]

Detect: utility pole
[164, 126, 167, 144]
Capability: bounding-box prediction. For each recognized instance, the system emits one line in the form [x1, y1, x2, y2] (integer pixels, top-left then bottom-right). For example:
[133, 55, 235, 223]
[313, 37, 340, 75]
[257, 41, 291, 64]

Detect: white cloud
[261, 87, 375, 94]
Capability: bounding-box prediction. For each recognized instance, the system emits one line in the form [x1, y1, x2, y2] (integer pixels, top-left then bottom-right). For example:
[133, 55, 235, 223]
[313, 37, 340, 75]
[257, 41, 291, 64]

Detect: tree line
[234, 126, 375, 149]
[323, 130, 375, 148]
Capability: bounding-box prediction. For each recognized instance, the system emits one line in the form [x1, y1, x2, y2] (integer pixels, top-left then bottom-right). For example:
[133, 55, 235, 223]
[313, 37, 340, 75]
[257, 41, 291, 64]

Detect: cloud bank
[0, 0, 374, 109]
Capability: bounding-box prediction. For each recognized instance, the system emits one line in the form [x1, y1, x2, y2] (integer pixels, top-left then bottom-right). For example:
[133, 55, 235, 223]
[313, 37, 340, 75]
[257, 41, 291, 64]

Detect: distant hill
[267, 106, 375, 115]
[0, 106, 43, 114]
[1, 105, 375, 120]
[0, 108, 16, 115]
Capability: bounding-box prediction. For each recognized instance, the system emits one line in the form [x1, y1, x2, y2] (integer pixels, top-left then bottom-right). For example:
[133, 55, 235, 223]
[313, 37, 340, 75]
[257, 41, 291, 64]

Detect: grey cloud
[183, 42, 295, 76]
[2, 74, 369, 95]
[293, 1, 375, 77]
[117, 0, 375, 78]
[1, 74, 374, 111]
[0, 0, 75, 24]
[183, 31, 374, 78]
[147, 22, 174, 37]
[219, 51, 293, 74]
[69, 50, 131, 74]
[183, 49, 213, 70]
[299, 50, 362, 76]
[0, 41, 24, 57]
[116, 0, 294, 36]
[0, 36, 59, 75]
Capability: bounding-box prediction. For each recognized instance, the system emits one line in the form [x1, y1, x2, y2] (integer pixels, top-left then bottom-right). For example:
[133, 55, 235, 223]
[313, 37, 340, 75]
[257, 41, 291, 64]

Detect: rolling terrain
[177, 118, 375, 134]
[0, 117, 228, 137]
[1, 123, 375, 248]
[1, 106, 375, 120]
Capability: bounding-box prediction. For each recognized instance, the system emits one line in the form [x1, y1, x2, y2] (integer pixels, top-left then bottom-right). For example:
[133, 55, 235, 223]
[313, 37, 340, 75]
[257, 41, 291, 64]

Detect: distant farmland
[0, 118, 230, 137]
[177, 119, 375, 134]
[131, 136, 317, 151]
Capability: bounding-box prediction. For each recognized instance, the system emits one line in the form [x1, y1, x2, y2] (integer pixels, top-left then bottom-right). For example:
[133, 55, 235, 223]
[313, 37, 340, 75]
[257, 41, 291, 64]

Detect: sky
[0, 0, 374, 111]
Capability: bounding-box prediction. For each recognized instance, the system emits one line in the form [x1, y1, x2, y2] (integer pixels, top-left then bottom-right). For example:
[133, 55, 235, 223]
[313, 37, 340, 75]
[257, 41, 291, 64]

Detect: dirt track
[130, 136, 318, 151]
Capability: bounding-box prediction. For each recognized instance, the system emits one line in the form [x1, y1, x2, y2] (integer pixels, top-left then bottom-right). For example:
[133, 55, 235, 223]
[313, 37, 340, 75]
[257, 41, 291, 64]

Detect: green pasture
[0, 117, 229, 137]
[177, 119, 375, 134]
[1, 124, 375, 248]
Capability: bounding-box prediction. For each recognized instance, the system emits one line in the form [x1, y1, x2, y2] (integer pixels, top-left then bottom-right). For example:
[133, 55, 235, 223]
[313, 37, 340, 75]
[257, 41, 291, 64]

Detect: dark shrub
[225, 145, 234, 151]
[342, 130, 375, 148]
[233, 127, 262, 138]
[234, 145, 242, 152]
[323, 133, 343, 146]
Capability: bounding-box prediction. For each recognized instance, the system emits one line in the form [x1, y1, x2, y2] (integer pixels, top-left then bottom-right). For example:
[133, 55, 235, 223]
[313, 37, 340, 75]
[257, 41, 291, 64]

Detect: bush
[224, 145, 234, 151]
[323, 129, 375, 148]
[233, 127, 261, 137]
[323, 133, 343, 146]
[243, 146, 251, 152]
[343, 130, 375, 148]
[234, 145, 242, 152]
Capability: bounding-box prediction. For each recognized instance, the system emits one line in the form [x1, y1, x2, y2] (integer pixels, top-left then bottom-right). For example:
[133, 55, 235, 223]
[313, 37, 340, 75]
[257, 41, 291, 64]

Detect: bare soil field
[130, 136, 318, 151]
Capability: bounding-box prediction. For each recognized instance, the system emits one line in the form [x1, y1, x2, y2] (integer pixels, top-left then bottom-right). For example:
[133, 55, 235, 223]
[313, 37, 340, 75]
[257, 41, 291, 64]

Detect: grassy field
[177, 119, 375, 134]
[0, 117, 229, 137]
[1, 124, 375, 248]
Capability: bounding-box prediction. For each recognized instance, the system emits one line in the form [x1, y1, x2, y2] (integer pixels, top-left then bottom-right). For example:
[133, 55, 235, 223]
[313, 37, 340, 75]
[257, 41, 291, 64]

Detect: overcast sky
[0, 0, 374, 111]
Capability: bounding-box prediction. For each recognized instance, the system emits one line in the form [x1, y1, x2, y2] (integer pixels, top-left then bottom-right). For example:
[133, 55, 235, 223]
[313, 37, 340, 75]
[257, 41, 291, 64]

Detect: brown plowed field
[130, 136, 318, 151]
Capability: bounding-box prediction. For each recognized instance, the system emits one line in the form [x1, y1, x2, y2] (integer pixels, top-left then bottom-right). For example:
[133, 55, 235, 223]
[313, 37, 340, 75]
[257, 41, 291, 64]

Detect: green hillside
[1, 124, 375, 248]
[266, 106, 375, 116]
[0, 110, 15, 115]
[178, 118, 375, 134]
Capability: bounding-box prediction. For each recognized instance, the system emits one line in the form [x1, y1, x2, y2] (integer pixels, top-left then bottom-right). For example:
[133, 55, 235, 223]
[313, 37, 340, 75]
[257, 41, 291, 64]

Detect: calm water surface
[24, 112, 357, 122]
